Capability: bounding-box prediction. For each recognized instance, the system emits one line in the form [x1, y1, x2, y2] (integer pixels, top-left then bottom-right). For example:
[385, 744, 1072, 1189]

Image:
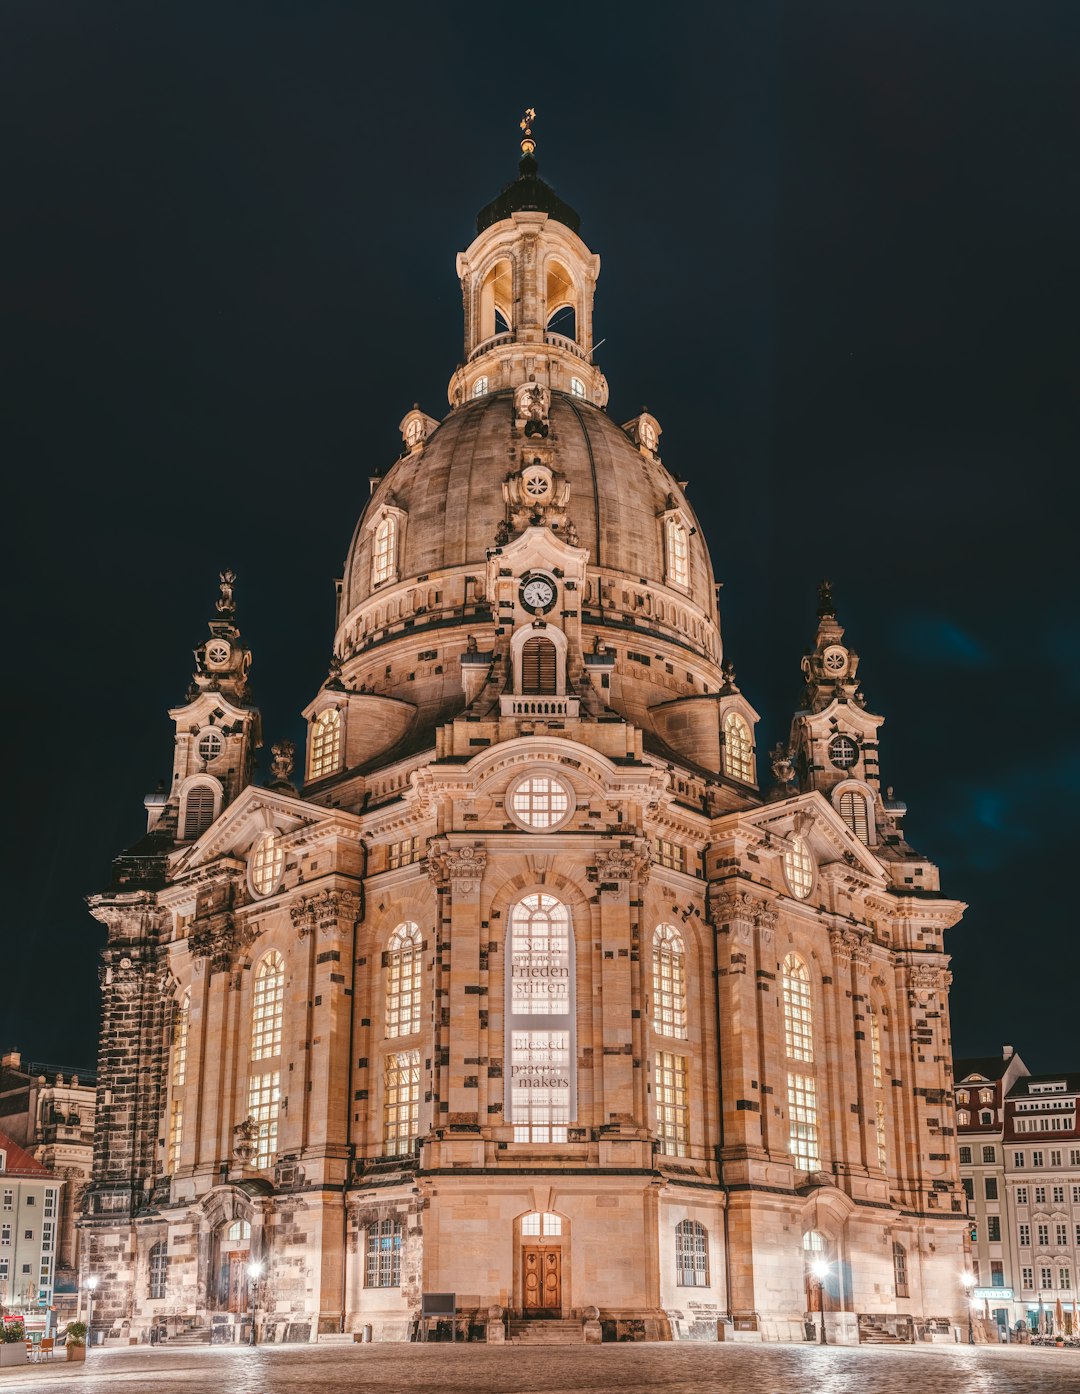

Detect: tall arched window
[310, 708, 342, 780]
[372, 515, 396, 587]
[172, 993, 190, 1087]
[251, 953, 284, 1060]
[666, 518, 689, 589]
[838, 790, 870, 843]
[652, 924, 686, 1038]
[148, 1240, 168, 1300]
[893, 1242, 909, 1297]
[722, 711, 754, 783]
[784, 955, 819, 1172]
[783, 837, 814, 899]
[520, 636, 557, 694]
[182, 783, 216, 841]
[507, 894, 574, 1142]
[385, 923, 422, 1038]
[250, 832, 284, 897]
[782, 955, 814, 1063]
[674, 1219, 708, 1286]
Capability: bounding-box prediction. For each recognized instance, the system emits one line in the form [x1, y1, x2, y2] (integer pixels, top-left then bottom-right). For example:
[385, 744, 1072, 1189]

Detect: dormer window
[665, 517, 689, 590]
[838, 789, 870, 844]
[372, 516, 396, 588]
[181, 781, 217, 841]
[309, 708, 342, 781]
[570, 376, 585, 398]
[472, 376, 489, 398]
[722, 711, 754, 783]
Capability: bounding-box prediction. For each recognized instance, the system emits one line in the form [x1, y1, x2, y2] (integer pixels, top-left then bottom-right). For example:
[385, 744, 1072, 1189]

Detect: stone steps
[509, 1319, 583, 1345]
[167, 1328, 212, 1346]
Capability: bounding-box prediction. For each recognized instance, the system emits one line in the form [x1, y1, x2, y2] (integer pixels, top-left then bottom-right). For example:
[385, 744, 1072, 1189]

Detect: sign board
[421, 1292, 456, 1315]
[973, 1287, 1013, 1301]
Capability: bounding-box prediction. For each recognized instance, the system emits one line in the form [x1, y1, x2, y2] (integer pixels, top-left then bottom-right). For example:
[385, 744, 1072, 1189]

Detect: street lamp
[85, 1275, 99, 1352]
[247, 1261, 264, 1347]
[961, 1271, 976, 1344]
[810, 1260, 830, 1345]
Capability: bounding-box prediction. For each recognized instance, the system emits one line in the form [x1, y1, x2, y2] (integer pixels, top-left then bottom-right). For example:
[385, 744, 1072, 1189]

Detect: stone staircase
[509, 1318, 583, 1345]
[166, 1326, 212, 1346]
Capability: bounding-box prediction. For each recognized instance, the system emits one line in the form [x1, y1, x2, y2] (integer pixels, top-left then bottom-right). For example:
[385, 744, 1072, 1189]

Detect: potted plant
[1, 1317, 28, 1368]
[65, 1320, 88, 1362]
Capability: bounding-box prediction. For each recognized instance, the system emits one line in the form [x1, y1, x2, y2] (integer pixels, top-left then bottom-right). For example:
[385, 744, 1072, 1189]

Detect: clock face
[823, 646, 848, 675]
[405, 418, 423, 445]
[206, 641, 231, 668]
[520, 575, 556, 613]
[640, 421, 657, 450]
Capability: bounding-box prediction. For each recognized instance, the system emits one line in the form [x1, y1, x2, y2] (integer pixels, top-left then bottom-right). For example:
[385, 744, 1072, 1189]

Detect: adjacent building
[0, 1127, 63, 1315]
[81, 130, 970, 1346]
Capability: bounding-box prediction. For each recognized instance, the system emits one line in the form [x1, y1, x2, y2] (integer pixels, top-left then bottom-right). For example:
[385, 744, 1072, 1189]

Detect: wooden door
[227, 1253, 250, 1313]
[523, 1246, 561, 1316]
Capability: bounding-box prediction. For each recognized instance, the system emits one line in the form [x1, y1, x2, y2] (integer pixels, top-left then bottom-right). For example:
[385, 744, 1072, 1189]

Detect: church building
[83, 123, 970, 1345]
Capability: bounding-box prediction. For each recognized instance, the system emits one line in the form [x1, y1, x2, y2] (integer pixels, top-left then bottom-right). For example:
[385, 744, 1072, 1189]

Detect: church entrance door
[225, 1251, 250, 1314]
[522, 1247, 561, 1317]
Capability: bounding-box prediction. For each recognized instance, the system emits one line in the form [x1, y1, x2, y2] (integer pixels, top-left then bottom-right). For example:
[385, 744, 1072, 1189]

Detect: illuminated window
[722, 711, 754, 783]
[250, 833, 284, 897]
[957, 1109, 970, 1126]
[385, 923, 422, 1037]
[870, 1008, 883, 1087]
[570, 376, 586, 398]
[521, 1212, 562, 1236]
[472, 376, 489, 398]
[511, 1032, 570, 1142]
[653, 837, 685, 872]
[372, 515, 396, 587]
[172, 993, 190, 1087]
[148, 1241, 168, 1300]
[248, 1071, 280, 1169]
[388, 836, 422, 870]
[182, 784, 215, 841]
[507, 892, 574, 1143]
[783, 836, 814, 899]
[788, 1073, 820, 1171]
[893, 1243, 909, 1298]
[666, 518, 689, 589]
[227, 1221, 251, 1241]
[675, 1219, 708, 1286]
[251, 952, 285, 1060]
[875, 1100, 888, 1171]
[782, 954, 814, 1063]
[508, 774, 572, 830]
[365, 1218, 402, 1287]
[309, 709, 342, 780]
[652, 924, 687, 1038]
[383, 1050, 420, 1155]
[198, 730, 222, 762]
[167, 1101, 183, 1173]
[520, 636, 558, 694]
[838, 790, 870, 843]
[655, 1052, 689, 1157]
[510, 895, 570, 1016]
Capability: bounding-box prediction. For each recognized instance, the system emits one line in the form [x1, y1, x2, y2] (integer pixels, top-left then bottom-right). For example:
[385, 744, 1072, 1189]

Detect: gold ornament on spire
[520, 106, 536, 156]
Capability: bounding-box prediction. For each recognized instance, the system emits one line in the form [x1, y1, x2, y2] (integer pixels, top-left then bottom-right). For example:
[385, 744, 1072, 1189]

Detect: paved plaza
[3, 1343, 1080, 1394]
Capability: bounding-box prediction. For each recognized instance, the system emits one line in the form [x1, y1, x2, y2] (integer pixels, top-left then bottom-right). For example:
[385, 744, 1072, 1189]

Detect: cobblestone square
[5, 1343, 1080, 1394]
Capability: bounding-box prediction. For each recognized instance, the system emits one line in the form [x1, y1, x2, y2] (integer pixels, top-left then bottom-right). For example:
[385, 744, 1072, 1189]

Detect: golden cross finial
[520, 106, 537, 156]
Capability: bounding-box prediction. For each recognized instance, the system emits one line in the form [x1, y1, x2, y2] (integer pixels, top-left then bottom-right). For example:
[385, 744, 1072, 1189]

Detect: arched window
[372, 515, 396, 587]
[507, 894, 574, 1142]
[250, 832, 284, 897]
[309, 708, 342, 780]
[520, 636, 557, 694]
[722, 711, 754, 783]
[521, 1211, 562, 1236]
[782, 955, 814, 1063]
[652, 924, 686, 1038]
[385, 923, 422, 1038]
[198, 730, 223, 763]
[365, 1218, 402, 1288]
[838, 790, 870, 843]
[182, 783, 215, 841]
[869, 1007, 883, 1087]
[783, 836, 814, 899]
[803, 1229, 831, 1308]
[478, 257, 513, 341]
[675, 1219, 708, 1286]
[251, 952, 285, 1060]
[148, 1240, 168, 1300]
[893, 1242, 909, 1297]
[666, 518, 689, 589]
[957, 1109, 970, 1126]
[569, 376, 586, 398]
[471, 376, 489, 398]
[227, 1220, 251, 1241]
[172, 993, 190, 1087]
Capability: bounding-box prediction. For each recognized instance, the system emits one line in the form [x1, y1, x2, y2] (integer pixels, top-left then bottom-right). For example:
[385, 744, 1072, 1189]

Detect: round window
[523, 468, 551, 499]
[198, 731, 223, 762]
[828, 734, 859, 770]
[822, 646, 847, 675]
[506, 773, 574, 831]
[783, 836, 815, 900]
[250, 832, 284, 897]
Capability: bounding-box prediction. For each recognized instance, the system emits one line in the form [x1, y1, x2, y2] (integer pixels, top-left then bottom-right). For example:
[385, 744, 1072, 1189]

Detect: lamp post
[961, 1271, 975, 1344]
[85, 1275, 99, 1352]
[810, 1260, 830, 1345]
[247, 1261, 263, 1347]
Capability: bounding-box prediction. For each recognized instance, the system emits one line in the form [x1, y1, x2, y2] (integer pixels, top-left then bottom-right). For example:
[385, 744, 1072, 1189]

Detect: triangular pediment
[171, 784, 360, 876]
[750, 791, 888, 885]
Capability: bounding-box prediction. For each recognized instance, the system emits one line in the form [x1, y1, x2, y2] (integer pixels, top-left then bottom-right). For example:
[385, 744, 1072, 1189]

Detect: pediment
[750, 791, 887, 885]
[488, 523, 589, 577]
[172, 785, 359, 876]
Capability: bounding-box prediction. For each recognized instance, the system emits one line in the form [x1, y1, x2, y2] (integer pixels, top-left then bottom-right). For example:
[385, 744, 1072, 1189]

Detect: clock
[206, 640, 231, 668]
[640, 419, 658, 451]
[519, 573, 557, 614]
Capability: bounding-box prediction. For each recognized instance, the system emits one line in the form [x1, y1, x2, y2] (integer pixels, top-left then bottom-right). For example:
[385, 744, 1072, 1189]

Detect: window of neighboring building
[521, 1212, 561, 1236]
[1014, 1151, 1025, 1167]
[1056, 1223, 1068, 1246]
[1041, 1267, 1052, 1290]
[247, 1071, 280, 1169]
[652, 924, 687, 1039]
[985, 1177, 998, 1200]
[1053, 1186, 1065, 1205]
[665, 518, 689, 589]
[250, 832, 284, 897]
[2, 1190, 12, 1211]
[788, 1074, 821, 1172]
[838, 790, 870, 843]
[991, 1261, 1004, 1285]
[372, 515, 397, 587]
[1032, 1151, 1044, 1167]
[251, 952, 285, 1059]
[383, 1050, 421, 1156]
[959, 1146, 972, 1164]
[148, 1240, 167, 1300]
[385, 923, 422, 1038]
[962, 1178, 974, 1200]
[1019, 1224, 1030, 1246]
[1060, 1270, 1071, 1290]
[1022, 1267, 1034, 1290]
[893, 1242, 909, 1298]
[782, 955, 814, 1062]
[982, 1145, 996, 1163]
[0, 1224, 8, 1243]
[1035, 1186, 1046, 1204]
[988, 1216, 1001, 1241]
[979, 1110, 992, 1125]
[655, 1052, 689, 1157]
[783, 837, 814, 900]
[1051, 1149, 1063, 1165]
[1016, 1186, 1028, 1204]
[675, 1220, 708, 1287]
[364, 1218, 402, 1288]
[182, 783, 216, 841]
[507, 773, 572, 831]
[957, 1109, 970, 1126]
[722, 711, 754, 783]
[1038, 1224, 1050, 1246]
[309, 708, 342, 780]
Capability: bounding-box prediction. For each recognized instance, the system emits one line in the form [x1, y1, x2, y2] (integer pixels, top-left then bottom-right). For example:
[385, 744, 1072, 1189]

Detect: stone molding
[428, 841, 487, 893]
[289, 887, 362, 940]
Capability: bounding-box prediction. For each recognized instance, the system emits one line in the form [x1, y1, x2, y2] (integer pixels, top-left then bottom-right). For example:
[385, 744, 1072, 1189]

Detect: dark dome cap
[476, 151, 581, 235]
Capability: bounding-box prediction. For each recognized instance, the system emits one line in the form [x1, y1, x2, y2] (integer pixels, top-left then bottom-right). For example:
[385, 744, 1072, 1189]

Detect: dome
[476, 152, 581, 235]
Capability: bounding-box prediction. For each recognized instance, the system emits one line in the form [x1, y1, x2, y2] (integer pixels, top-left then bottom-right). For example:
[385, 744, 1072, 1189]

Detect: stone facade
[81, 138, 971, 1346]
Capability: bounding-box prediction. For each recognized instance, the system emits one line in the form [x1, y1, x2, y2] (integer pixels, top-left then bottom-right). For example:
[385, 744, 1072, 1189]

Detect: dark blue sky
[4, 2, 1077, 1071]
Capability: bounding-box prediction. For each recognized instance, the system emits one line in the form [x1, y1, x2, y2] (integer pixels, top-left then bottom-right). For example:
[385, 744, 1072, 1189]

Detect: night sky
[5, 3, 1077, 1074]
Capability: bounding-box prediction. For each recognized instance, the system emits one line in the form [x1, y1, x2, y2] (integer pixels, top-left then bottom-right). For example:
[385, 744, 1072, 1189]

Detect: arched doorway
[212, 1219, 252, 1313]
[518, 1211, 566, 1318]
